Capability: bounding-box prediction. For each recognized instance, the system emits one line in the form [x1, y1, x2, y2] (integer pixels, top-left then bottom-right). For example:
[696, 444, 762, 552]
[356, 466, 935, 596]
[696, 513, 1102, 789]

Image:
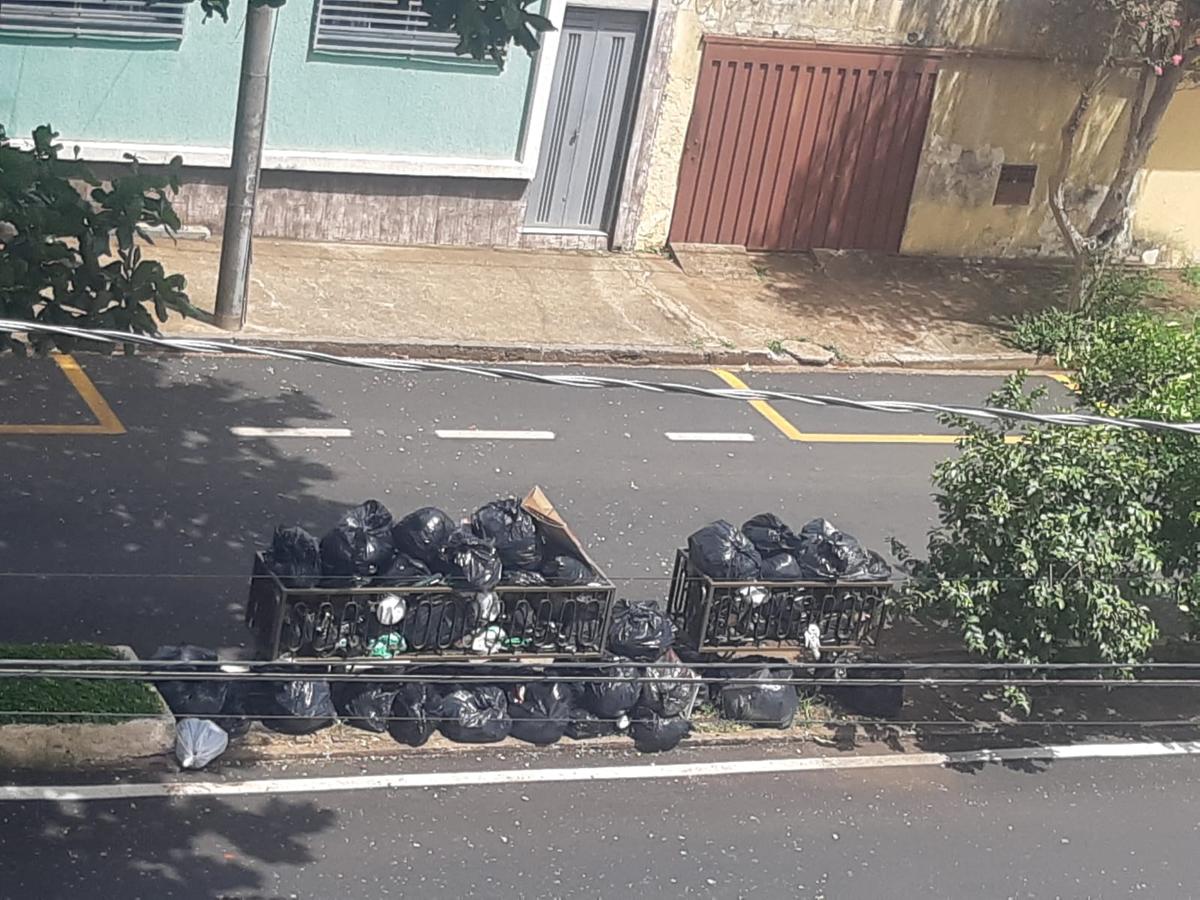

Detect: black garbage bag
[719, 667, 798, 728]
[320, 500, 396, 580]
[566, 707, 626, 740]
[333, 682, 398, 734]
[150, 644, 228, 718]
[688, 520, 762, 580]
[793, 537, 840, 580]
[402, 596, 476, 650]
[436, 685, 511, 743]
[501, 569, 548, 587]
[760, 552, 803, 581]
[845, 550, 892, 582]
[581, 663, 641, 718]
[630, 706, 690, 753]
[388, 683, 439, 747]
[373, 552, 432, 587]
[607, 600, 674, 661]
[508, 683, 571, 745]
[213, 682, 253, 740]
[540, 555, 594, 585]
[741, 513, 797, 557]
[265, 525, 322, 588]
[439, 528, 503, 592]
[834, 668, 905, 719]
[258, 679, 337, 735]
[392, 506, 454, 567]
[640, 652, 699, 718]
[346, 499, 394, 534]
[471, 498, 542, 570]
[793, 518, 878, 581]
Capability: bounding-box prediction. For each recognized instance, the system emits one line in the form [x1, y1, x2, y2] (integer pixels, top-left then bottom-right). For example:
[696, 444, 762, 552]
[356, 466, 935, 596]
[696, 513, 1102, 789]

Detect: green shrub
[1071, 313, 1200, 407]
[1006, 269, 1159, 360]
[907, 377, 1165, 711]
[0, 643, 162, 725]
[0, 124, 197, 353]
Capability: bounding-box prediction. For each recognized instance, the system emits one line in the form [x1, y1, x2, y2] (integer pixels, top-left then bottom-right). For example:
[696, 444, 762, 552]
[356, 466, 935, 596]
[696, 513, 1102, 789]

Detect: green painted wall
[0, 0, 534, 159]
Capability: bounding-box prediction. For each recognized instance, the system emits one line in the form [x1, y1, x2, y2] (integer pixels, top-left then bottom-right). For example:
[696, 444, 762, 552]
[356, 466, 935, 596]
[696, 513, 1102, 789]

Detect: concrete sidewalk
[156, 236, 1074, 367]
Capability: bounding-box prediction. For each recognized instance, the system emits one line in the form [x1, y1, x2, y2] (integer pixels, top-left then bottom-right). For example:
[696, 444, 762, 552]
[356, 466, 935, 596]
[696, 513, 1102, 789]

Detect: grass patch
[1182, 265, 1200, 291]
[0, 643, 162, 725]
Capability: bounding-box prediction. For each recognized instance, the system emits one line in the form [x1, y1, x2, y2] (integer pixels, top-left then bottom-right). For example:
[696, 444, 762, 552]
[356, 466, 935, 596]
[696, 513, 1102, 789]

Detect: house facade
[635, 0, 1200, 262]
[0, 0, 662, 250]
[2, 0, 1197, 261]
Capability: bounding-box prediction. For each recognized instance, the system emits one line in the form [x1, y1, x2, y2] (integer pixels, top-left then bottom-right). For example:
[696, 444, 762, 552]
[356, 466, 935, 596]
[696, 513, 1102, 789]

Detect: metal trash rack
[246, 487, 618, 661]
[666, 549, 894, 659]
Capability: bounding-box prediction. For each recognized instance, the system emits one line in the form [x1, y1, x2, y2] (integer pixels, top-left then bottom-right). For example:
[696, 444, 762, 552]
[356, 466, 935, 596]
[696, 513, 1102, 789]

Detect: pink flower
[1172, 53, 1184, 65]
[1171, 19, 1182, 28]
[1154, 64, 1165, 75]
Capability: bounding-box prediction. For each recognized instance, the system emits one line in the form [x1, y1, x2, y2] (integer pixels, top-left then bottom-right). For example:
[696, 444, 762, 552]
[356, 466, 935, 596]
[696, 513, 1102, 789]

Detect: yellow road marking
[0, 354, 125, 435]
[1048, 372, 1081, 393]
[711, 368, 805, 440]
[711, 368, 1023, 444]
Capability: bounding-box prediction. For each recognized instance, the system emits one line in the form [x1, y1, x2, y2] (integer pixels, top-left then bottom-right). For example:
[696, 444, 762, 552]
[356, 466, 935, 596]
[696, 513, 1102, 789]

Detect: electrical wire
[4, 319, 1199, 435]
[3, 659, 1199, 671]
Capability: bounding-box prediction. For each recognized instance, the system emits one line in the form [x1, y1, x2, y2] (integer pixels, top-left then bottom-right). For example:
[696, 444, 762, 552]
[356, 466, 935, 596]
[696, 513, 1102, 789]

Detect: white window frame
[310, 0, 464, 59]
[0, 0, 187, 41]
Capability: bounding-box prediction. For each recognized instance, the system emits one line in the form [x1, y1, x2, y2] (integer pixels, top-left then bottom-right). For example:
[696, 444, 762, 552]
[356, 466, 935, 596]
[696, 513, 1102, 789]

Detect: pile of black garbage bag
[682, 515, 894, 648]
[157, 601, 711, 768]
[258, 498, 604, 658]
[333, 600, 697, 753]
[688, 514, 892, 583]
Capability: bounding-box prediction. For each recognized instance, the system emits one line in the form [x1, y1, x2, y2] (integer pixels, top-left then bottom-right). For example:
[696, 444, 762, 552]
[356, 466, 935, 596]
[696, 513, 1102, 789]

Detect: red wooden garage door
[669, 38, 940, 252]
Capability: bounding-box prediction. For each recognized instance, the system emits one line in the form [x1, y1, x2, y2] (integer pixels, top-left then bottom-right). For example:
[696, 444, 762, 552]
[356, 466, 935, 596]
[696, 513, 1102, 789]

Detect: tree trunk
[1050, 44, 1198, 309]
[1086, 61, 1190, 246]
[1048, 72, 1106, 308]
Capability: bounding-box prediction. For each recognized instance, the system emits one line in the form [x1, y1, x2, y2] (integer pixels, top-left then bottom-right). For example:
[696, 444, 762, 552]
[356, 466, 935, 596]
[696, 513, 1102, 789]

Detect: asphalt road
[0, 354, 1065, 652]
[1, 746, 1196, 899]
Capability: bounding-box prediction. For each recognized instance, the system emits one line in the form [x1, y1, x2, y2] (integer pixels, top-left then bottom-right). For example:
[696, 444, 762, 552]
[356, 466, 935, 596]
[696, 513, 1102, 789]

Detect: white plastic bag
[175, 718, 229, 770]
[376, 593, 406, 626]
[475, 591, 501, 623]
[470, 625, 507, 654]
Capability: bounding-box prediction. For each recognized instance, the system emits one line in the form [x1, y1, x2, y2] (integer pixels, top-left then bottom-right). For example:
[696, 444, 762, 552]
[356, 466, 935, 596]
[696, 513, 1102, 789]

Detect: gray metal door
[525, 7, 644, 233]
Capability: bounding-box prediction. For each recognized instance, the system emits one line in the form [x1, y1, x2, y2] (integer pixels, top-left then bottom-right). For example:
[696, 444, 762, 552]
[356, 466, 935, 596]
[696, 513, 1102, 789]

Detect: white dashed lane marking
[665, 432, 756, 442]
[230, 427, 353, 438]
[435, 430, 556, 440]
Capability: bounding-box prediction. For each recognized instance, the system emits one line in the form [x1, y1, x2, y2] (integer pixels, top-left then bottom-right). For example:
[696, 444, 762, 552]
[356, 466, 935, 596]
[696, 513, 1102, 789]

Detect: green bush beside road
[0, 643, 161, 725]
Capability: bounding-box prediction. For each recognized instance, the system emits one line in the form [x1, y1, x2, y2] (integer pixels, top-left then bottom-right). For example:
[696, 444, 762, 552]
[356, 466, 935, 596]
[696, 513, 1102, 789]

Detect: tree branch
[1049, 72, 1106, 261]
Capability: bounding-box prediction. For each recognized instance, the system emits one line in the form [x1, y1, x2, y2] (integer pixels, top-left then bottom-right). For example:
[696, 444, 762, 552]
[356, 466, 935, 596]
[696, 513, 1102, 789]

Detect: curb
[170, 333, 1051, 372]
[171, 334, 782, 369]
[863, 351, 1053, 371]
[0, 646, 175, 771]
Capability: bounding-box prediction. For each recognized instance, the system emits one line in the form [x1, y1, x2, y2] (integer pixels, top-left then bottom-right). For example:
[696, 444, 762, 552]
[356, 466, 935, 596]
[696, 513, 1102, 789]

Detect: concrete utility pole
[214, 1, 277, 331]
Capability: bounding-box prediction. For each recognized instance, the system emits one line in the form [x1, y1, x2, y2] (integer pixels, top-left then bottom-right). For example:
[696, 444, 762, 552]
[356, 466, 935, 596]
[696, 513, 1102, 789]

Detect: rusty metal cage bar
[666, 549, 893, 657]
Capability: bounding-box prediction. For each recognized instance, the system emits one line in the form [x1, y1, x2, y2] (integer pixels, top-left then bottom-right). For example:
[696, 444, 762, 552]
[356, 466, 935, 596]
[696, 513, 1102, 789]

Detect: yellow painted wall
[1133, 88, 1200, 263]
[901, 59, 1133, 257]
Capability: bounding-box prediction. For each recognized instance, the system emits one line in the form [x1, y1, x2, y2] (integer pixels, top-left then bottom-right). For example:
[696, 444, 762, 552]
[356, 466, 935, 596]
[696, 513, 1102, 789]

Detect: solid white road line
[230, 427, 353, 438]
[665, 432, 756, 442]
[435, 429, 555, 440]
[4, 740, 1198, 803]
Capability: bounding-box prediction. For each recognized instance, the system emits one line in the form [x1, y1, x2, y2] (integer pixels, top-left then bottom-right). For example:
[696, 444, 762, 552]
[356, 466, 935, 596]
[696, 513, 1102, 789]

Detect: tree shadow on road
[0, 354, 349, 654]
[0, 791, 337, 897]
[822, 611, 1200, 774]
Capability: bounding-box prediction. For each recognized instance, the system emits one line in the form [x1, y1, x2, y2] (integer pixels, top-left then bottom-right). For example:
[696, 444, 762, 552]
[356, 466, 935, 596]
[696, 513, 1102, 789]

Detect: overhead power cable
[4, 320, 1199, 435]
